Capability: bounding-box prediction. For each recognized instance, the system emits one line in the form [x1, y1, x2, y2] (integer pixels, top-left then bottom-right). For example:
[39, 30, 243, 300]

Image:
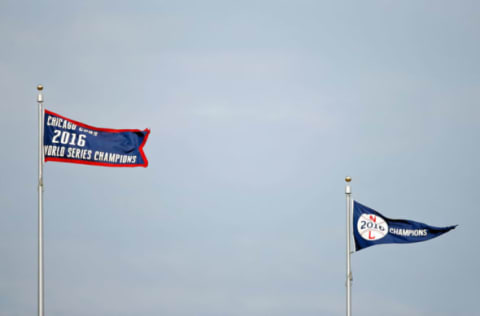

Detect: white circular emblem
[357, 214, 389, 241]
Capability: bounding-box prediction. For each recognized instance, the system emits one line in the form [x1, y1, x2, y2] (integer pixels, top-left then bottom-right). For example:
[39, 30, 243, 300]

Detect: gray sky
[1, 1, 479, 315]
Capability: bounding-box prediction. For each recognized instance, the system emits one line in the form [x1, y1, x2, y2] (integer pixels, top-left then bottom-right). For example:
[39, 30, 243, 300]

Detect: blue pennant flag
[44, 110, 150, 167]
[353, 201, 456, 251]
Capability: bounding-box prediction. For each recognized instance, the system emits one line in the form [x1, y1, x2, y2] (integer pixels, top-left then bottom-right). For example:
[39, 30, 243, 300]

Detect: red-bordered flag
[44, 110, 150, 167]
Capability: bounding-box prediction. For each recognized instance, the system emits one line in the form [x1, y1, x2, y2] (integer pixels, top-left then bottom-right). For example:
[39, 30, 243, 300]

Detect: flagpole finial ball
[345, 176, 352, 182]
[37, 85, 43, 91]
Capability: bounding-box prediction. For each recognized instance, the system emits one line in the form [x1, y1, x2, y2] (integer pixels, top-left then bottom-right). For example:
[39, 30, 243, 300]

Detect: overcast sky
[1, 1, 479, 315]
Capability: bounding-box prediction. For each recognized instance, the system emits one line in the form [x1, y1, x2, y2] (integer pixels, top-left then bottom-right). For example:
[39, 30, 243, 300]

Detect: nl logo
[357, 214, 388, 241]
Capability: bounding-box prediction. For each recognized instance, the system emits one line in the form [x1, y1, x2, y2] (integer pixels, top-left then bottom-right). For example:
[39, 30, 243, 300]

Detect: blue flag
[353, 201, 456, 251]
[44, 110, 150, 167]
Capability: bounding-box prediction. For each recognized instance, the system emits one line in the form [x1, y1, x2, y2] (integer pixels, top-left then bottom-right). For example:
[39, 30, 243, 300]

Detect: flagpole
[345, 176, 352, 316]
[37, 84, 45, 316]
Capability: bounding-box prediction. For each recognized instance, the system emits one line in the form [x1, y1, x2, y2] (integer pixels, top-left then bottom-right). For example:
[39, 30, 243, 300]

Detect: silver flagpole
[345, 176, 352, 316]
[37, 85, 45, 316]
